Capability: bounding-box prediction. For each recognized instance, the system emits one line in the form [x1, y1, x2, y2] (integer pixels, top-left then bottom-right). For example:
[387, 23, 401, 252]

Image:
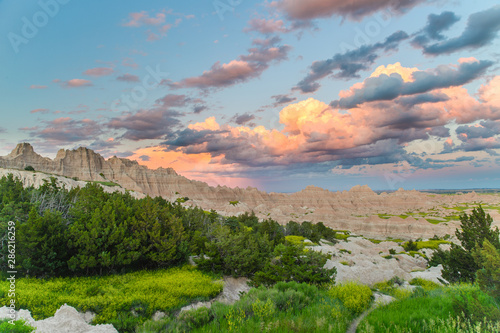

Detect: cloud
[244, 18, 288, 34]
[412, 11, 460, 45]
[59, 79, 93, 88]
[159, 63, 500, 173]
[24, 117, 102, 144]
[331, 60, 493, 109]
[29, 85, 47, 89]
[271, 0, 428, 21]
[123, 11, 166, 27]
[116, 73, 140, 82]
[168, 37, 291, 90]
[415, 6, 500, 55]
[193, 105, 208, 114]
[295, 31, 408, 93]
[156, 94, 190, 107]
[30, 108, 50, 114]
[139, 155, 150, 161]
[107, 108, 183, 141]
[272, 94, 297, 106]
[231, 113, 256, 125]
[83, 67, 114, 77]
[456, 120, 500, 140]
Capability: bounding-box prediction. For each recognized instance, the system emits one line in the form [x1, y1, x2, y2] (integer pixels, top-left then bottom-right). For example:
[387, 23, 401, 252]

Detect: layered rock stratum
[1, 143, 499, 239]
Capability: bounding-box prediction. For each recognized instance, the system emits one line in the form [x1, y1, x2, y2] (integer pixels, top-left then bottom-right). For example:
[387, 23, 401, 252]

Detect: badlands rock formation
[0, 304, 117, 333]
[1, 143, 499, 239]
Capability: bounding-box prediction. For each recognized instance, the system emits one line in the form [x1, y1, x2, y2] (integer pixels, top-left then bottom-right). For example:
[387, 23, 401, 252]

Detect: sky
[1, 0, 500, 192]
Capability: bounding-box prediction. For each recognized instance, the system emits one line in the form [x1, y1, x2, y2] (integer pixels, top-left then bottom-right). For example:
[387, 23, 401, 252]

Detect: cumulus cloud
[107, 108, 183, 141]
[331, 60, 493, 109]
[160, 62, 500, 171]
[295, 31, 408, 93]
[116, 73, 140, 82]
[414, 6, 500, 55]
[271, 0, 428, 21]
[168, 37, 291, 90]
[83, 67, 114, 77]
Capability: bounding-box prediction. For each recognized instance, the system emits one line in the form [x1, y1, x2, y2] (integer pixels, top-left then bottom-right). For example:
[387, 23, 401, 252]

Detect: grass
[359, 284, 500, 333]
[138, 281, 360, 333]
[0, 318, 35, 333]
[0, 266, 222, 332]
[91, 180, 121, 187]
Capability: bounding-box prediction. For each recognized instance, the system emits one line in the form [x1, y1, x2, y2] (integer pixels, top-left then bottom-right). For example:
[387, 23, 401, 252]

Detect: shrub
[403, 240, 418, 251]
[24, 166, 35, 171]
[251, 243, 336, 287]
[328, 281, 372, 314]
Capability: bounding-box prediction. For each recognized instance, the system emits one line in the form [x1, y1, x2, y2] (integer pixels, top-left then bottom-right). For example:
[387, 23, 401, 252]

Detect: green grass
[138, 281, 359, 333]
[0, 318, 35, 333]
[91, 180, 121, 187]
[0, 266, 222, 331]
[414, 240, 451, 250]
[359, 284, 500, 333]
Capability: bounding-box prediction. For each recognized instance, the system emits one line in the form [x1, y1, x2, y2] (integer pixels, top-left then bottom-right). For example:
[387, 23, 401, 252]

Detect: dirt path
[347, 293, 394, 333]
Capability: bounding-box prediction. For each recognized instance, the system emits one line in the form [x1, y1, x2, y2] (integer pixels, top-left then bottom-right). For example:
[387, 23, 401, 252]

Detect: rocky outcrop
[1, 143, 499, 239]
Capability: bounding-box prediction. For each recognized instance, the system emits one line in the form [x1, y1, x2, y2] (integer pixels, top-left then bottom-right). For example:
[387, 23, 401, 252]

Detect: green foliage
[229, 200, 239, 206]
[409, 278, 440, 291]
[403, 240, 418, 252]
[361, 284, 500, 332]
[432, 205, 500, 284]
[141, 281, 355, 333]
[17, 208, 70, 277]
[24, 166, 35, 172]
[0, 266, 222, 332]
[448, 284, 500, 324]
[328, 281, 372, 314]
[473, 239, 500, 299]
[251, 243, 336, 287]
[456, 206, 500, 252]
[196, 225, 274, 277]
[0, 319, 36, 333]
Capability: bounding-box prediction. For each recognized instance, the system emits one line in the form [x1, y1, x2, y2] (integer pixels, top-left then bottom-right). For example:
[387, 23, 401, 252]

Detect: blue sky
[1, 0, 500, 192]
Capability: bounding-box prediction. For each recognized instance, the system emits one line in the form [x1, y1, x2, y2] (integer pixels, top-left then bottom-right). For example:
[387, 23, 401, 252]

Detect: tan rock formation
[1, 143, 499, 239]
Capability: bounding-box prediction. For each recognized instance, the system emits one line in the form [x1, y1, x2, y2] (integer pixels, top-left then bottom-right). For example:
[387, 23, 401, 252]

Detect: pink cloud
[29, 85, 47, 89]
[169, 37, 291, 89]
[123, 11, 166, 27]
[271, 0, 426, 21]
[62, 79, 93, 88]
[162, 62, 500, 169]
[116, 73, 140, 82]
[244, 18, 288, 34]
[30, 108, 49, 114]
[83, 67, 114, 77]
